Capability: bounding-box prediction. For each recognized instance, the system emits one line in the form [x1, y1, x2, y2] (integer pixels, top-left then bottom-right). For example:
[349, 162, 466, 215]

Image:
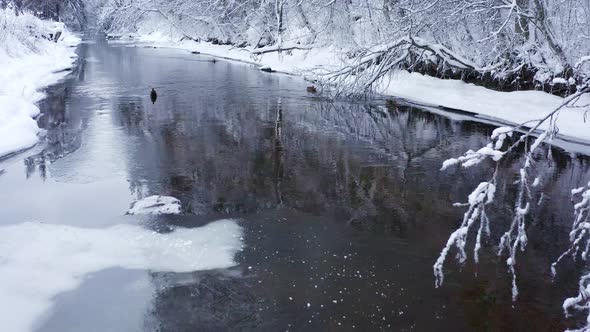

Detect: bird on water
[150, 88, 158, 104]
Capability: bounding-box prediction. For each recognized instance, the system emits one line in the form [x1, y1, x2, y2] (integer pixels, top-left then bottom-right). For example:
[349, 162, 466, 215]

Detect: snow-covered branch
[250, 42, 313, 54]
[435, 85, 590, 329]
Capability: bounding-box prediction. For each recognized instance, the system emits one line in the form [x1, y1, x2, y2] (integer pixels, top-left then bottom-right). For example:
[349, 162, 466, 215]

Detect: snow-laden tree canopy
[1, 0, 87, 28]
[93, 0, 590, 93]
[2, 0, 589, 91]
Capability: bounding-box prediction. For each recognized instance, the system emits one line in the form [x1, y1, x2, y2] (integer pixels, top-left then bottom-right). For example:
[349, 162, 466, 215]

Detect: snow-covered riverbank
[382, 71, 590, 144]
[111, 32, 590, 145]
[0, 9, 80, 159]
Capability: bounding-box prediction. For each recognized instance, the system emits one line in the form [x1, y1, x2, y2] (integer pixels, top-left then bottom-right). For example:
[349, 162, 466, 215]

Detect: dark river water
[1, 40, 590, 331]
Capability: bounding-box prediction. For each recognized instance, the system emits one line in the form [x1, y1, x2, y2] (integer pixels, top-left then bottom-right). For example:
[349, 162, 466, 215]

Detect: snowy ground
[0, 9, 80, 158]
[111, 32, 590, 145]
[381, 71, 590, 144]
[0, 219, 243, 332]
[113, 31, 340, 75]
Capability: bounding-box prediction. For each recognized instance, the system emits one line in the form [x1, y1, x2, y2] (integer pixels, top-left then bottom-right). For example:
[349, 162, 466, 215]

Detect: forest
[4, 0, 590, 93]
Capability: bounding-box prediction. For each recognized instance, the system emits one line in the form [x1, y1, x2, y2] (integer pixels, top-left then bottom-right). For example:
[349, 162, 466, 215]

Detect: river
[0, 39, 589, 331]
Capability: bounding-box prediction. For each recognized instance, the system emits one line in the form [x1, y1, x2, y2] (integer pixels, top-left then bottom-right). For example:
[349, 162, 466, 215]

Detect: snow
[382, 71, 590, 143]
[572, 187, 586, 195]
[530, 131, 549, 152]
[108, 32, 340, 74]
[0, 9, 80, 158]
[440, 158, 459, 170]
[552, 77, 569, 85]
[441, 145, 504, 170]
[491, 126, 513, 140]
[127, 195, 182, 215]
[0, 219, 242, 332]
[575, 56, 590, 68]
[476, 146, 504, 161]
[468, 182, 494, 205]
[516, 203, 530, 216]
[491, 126, 513, 150]
[0, 96, 41, 157]
[110, 33, 590, 146]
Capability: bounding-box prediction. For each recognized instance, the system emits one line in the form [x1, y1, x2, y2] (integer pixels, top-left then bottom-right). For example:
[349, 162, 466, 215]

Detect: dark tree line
[1, 0, 86, 27]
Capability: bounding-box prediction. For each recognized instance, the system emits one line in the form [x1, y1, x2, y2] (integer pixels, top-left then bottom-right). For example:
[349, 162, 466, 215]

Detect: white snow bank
[0, 219, 242, 332]
[0, 8, 80, 158]
[127, 195, 182, 215]
[110, 32, 341, 74]
[0, 96, 41, 157]
[112, 33, 590, 144]
[381, 71, 590, 143]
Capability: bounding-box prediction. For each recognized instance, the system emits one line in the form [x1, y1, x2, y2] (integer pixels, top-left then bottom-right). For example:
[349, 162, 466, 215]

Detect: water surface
[1, 40, 589, 331]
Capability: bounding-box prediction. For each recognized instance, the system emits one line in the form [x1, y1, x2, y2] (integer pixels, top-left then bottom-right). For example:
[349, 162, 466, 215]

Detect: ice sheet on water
[127, 195, 182, 215]
[0, 219, 242, 332]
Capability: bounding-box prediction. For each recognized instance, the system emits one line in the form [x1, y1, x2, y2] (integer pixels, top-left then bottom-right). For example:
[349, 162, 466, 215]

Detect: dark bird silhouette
[150, 88, 158, 104]
[306, 86, 317, 93]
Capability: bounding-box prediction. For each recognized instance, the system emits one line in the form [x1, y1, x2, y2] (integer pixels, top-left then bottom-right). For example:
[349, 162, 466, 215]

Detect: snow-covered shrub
[0, 7, 68, 58]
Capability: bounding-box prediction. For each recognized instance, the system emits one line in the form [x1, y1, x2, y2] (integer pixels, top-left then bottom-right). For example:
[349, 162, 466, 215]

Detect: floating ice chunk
[127, 195, 181, 215]
[0, 219, 242, 332]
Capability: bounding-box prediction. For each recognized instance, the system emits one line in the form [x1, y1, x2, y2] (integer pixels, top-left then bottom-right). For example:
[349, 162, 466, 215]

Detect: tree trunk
[515, 0, 529, 41]
[55, 3, 60, 21]
[531, 0, 568, 68]
[383, 0, 391, 22]
[296, 2, 316, 39]
[275, 0, 284, 51]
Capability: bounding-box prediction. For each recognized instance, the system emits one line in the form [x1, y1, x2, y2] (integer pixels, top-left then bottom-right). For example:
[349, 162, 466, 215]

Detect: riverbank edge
[108, 33, 590, 148]
[0, 23, 81, 159]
